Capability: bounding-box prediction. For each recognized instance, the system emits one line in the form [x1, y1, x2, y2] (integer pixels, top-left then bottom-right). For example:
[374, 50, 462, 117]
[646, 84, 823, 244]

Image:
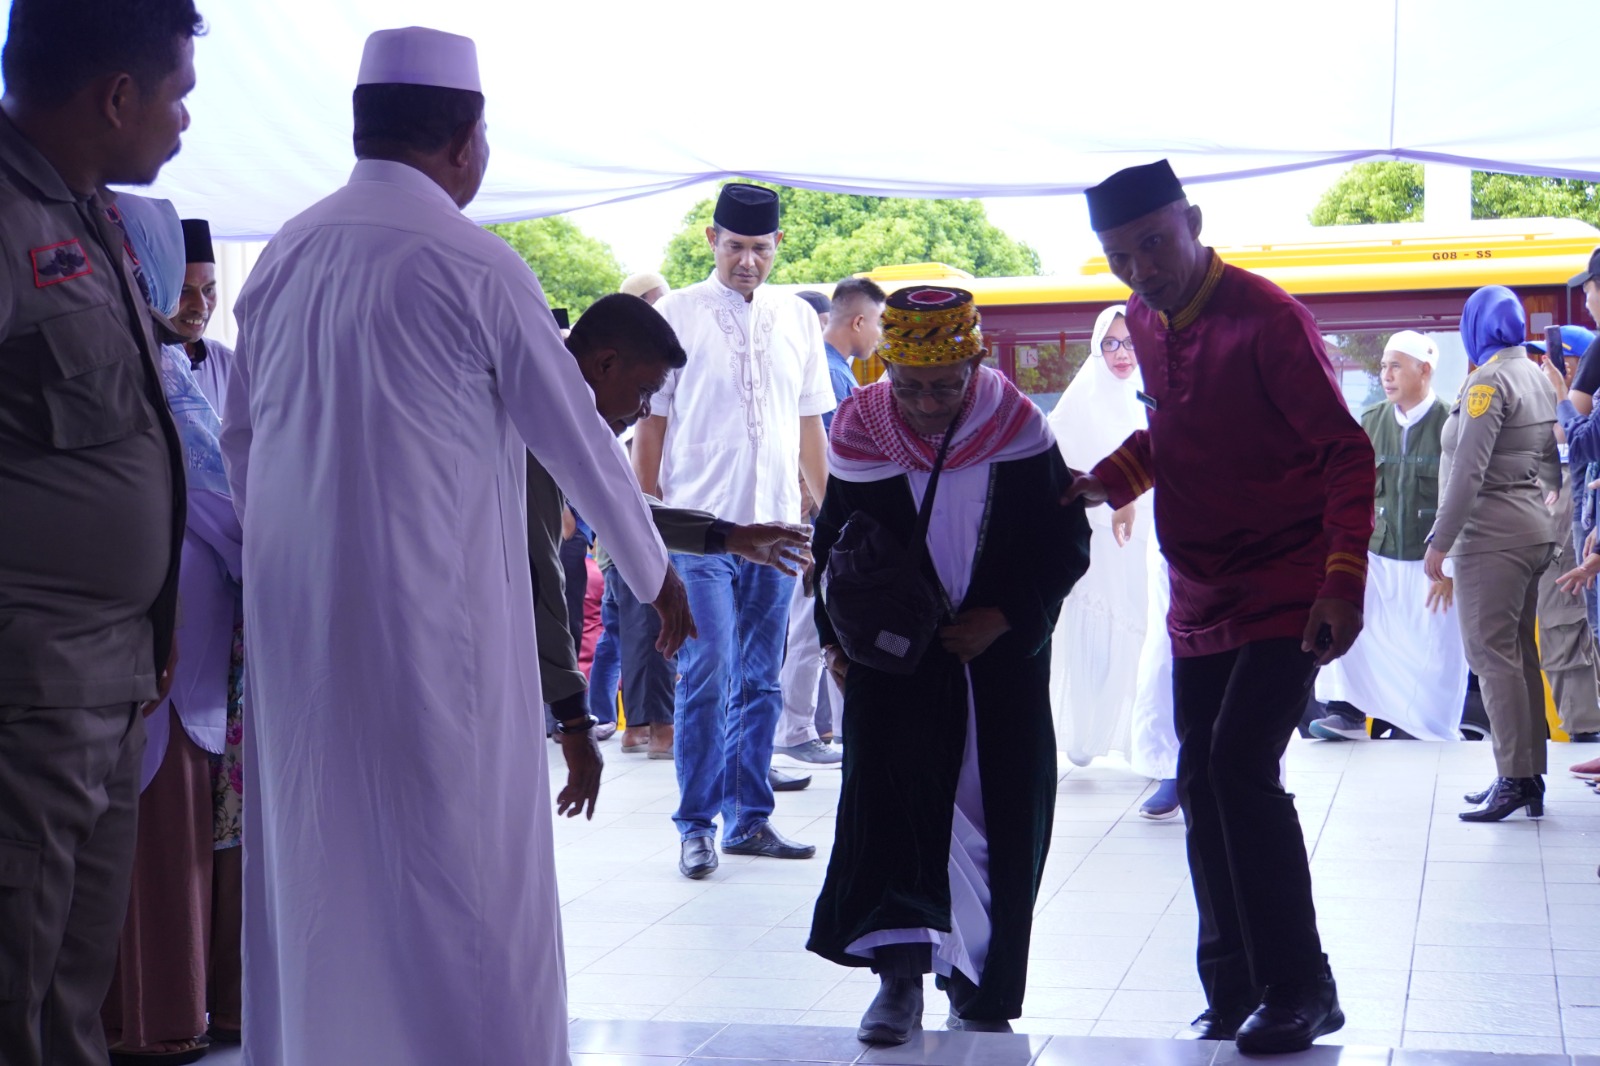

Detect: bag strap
[906, 407, 964, 570]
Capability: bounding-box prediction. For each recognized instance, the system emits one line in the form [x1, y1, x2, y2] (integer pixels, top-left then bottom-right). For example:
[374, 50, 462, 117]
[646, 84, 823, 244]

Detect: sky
[562, 162, 1378, 279]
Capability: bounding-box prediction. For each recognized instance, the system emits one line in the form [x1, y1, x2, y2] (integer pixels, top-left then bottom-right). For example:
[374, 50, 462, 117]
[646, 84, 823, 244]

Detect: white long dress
[221, 160, 669, 1066]
[1047, 307, 1153, 766]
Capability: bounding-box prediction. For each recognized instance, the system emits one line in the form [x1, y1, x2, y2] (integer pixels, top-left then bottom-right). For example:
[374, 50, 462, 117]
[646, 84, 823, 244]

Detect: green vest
[1364, 399, 1447, 561]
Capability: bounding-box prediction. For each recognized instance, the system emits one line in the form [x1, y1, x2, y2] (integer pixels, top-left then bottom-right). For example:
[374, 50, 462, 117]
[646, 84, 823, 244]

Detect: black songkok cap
[1085, 160, 1187, 233]
[182, 219, 215, 264]
[713, 183, 780, 236]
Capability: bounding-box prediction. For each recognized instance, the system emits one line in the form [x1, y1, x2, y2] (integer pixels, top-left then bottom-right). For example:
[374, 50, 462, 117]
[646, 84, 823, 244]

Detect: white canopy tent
[2, 0, 1593, 239]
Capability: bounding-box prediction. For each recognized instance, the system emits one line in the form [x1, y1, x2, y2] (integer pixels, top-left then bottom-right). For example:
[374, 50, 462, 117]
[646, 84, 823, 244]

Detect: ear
[1186, 204, 1204, 240]
[592, 347, 621, 376]
[447, 121, 477, 169]
[704, 226, 717, 250]
[98, 72, 138, 129]
[773, 230, 784, 248]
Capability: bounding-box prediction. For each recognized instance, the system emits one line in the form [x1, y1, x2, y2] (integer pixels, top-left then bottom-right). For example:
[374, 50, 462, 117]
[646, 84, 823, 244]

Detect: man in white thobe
[631, 184, 835, 879]
[1312, 330, 1467, 742]
[220, 28, 690, 1066]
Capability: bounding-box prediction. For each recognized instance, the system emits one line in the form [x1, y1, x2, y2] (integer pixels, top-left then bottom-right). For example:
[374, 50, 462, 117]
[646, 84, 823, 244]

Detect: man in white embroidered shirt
[634, 183, 835, 879]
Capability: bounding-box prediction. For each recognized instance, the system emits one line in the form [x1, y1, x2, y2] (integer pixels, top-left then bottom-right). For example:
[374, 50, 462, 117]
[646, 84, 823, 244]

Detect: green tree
[660, 182, 1042, 288]
[486, 216, 625, 315]
[1309, 161, 1600, 226]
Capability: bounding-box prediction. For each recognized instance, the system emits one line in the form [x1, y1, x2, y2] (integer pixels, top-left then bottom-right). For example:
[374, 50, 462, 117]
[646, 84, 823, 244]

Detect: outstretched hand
[727, 522, 811, 576]
[1061, 471, 1108, 507]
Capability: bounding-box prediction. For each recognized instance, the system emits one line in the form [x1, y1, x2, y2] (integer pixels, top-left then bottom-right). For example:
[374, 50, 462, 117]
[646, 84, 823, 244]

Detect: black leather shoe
[1460, 776, 1544, 822]
[678, 837, 718, 879]
[946, 1011, 1012, 1033]
[1465, 774, 1544, 804]
[857, 976, 922, 1045]
[1176, 1008, 1250, 1040]
[770, 767, 811, 792]
[1573, 732, 1600, 742]
[722, 822, 816, 859]
[1235, 973, 1345, 1054]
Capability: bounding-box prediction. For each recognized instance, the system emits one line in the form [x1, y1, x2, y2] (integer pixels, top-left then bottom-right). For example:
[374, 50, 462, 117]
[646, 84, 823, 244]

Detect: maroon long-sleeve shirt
[1090, 253, 1375, 658]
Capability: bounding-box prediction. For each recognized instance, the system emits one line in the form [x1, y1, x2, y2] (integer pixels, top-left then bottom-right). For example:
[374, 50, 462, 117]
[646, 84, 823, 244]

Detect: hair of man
[352, 83, 486, 158]
[829, 276, 886, 317]
[2, 0, 205, 108]
[568, 293, 688, 370]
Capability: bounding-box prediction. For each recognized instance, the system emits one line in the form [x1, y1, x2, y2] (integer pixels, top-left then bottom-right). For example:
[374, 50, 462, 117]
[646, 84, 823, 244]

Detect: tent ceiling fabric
[4, 0, 1593, 239]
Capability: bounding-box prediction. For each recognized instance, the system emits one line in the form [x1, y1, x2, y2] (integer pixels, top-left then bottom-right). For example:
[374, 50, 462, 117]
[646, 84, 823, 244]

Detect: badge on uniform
[1135, 390, 1158, 411]
[30, 239, 92, 288]
[1466, 384, 1496, 418]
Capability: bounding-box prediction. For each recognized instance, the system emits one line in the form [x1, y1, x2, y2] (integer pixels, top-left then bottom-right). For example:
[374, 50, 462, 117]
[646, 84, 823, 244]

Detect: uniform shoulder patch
[30, 239, 92, 288]
[1466, 384, 1497, 418]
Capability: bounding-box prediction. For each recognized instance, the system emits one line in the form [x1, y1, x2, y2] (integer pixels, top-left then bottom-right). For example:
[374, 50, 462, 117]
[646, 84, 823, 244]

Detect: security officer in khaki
[1426, 286, 1561, 823]
[0, 3, 202, 1064]
[1531, 327, 1600, 744]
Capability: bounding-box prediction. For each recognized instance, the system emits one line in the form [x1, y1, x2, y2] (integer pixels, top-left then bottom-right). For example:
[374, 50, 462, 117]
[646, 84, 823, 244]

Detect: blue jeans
[671, 552, 795, 844]
[587, 574, 622, 724]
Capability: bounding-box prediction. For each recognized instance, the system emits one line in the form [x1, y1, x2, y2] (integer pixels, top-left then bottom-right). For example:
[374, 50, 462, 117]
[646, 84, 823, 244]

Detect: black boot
[1459, 776, 1544, 822]
[857, 944, 929, 1046]
[1464, 774, 1544, 805]
[1235, 970, 1344, 1054]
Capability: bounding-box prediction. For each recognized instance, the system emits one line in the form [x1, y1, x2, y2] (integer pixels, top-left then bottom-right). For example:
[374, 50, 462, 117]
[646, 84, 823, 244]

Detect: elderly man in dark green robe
[807, 287, 1091, 1045]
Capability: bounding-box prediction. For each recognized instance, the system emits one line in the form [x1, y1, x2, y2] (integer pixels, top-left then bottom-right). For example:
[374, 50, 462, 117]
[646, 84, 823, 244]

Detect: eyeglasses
[1101, 337, 1135, 354]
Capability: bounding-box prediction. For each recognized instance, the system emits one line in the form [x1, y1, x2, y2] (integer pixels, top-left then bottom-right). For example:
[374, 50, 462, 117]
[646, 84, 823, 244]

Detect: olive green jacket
[1365, 398, 1447, 562]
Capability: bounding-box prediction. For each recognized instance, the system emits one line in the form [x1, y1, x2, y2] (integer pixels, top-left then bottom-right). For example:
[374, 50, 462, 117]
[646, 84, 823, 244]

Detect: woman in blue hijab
[1424, 285, 1562, 821]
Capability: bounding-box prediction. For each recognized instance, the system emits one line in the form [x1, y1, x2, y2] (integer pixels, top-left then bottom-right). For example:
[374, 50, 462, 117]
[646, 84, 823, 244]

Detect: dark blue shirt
[824, 343, 856, 433]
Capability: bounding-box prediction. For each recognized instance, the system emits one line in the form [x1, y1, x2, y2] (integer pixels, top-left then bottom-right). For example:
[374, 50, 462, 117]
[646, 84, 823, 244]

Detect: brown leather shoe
[648, 723, 674, 760]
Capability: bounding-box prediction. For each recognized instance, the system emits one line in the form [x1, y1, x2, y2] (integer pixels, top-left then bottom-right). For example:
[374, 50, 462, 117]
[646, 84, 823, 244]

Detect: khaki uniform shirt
[1429, 349, 1560, 557]
[0, 112, 184, 705]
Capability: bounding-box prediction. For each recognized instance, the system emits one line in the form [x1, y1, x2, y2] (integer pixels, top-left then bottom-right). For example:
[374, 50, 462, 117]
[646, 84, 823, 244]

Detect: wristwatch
[554, 714, 599, 735]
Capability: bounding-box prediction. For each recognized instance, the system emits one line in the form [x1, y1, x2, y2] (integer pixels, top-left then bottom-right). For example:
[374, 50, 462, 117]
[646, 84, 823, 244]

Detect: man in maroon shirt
[1067, 160, 1374, 1055]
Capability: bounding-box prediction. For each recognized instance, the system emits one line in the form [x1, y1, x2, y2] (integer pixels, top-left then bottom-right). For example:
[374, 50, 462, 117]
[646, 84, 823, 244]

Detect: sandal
[108, 1035, 211, 1065]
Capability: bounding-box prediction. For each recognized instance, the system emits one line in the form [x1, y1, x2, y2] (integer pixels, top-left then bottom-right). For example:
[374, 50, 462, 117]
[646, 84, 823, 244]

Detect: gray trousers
[0, 703, 143, 1066]
[1456, 544, 1554, 777]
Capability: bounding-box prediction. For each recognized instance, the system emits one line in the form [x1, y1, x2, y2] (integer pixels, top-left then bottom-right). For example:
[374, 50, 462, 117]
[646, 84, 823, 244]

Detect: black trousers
[1173, 637, 1326, 1011]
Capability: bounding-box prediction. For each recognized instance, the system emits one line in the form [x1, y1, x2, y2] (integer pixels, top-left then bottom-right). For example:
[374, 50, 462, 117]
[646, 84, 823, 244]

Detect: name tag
[1135, 390, 1158, 411]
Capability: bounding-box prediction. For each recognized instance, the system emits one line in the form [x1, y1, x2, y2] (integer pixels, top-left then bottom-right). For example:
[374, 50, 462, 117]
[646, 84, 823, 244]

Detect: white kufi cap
[357, 27, 481, 93]
[1385, 329, 1438, 367]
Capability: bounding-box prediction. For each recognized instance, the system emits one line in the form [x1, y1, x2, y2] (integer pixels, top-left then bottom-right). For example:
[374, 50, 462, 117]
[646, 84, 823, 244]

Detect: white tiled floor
[542, 735, 1600, 1058]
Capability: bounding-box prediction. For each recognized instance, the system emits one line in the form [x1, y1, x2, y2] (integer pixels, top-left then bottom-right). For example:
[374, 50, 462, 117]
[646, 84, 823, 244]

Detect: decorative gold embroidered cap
[877, 286, 984, 367]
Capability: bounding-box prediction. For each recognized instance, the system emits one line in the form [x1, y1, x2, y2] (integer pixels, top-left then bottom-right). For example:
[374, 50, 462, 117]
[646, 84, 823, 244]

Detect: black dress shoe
[1573, 732, 1600, 743]
[1175, 1008, 1250, 1040]
[678, 837, 718, 879]
[1460, 776, 1544, 822]
[946, 1011, 1012, 1033]
[1465, 774, 1544, 805]
[857, 976, 922, 1045]
[770, 767, 811, 792]
[723, 822, 816, 859]
[1235, 973, 1345, 1054]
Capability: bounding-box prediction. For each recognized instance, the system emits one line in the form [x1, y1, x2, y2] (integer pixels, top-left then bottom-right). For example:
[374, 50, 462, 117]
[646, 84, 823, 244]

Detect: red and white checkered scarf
[828, 365, 1054, 482]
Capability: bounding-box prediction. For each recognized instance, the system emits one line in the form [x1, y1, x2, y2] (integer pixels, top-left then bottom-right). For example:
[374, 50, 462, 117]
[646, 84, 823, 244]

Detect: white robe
[1129, 532, 1180, 780]
[1314, 553, 1466, 741]
[221, 159, 669, 1066]
[1047, 307, 1153, 766]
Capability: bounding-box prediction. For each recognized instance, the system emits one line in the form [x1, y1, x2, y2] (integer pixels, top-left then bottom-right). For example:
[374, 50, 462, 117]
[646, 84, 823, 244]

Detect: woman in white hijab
[1048, 306, 1155, 770]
